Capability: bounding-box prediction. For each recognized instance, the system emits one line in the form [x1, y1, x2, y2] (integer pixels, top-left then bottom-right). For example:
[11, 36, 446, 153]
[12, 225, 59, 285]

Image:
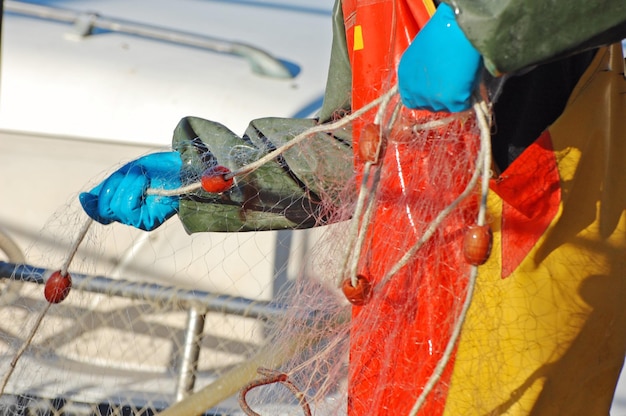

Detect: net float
[463, 224, 493, 265]
[200, 165, 234, 193]
[358, 123, 386, 164]
[341, 274, 372, 306]
[44, 270, 72, 304]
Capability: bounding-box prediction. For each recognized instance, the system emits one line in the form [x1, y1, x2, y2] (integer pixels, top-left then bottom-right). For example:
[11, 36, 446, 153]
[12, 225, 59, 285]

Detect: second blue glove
[398, 3, 483, 113]
[79, 151, 182, 231]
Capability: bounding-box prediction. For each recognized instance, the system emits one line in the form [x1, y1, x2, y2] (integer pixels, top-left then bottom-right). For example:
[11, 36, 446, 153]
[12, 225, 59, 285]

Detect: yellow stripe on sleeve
[353, 25, 364, 51]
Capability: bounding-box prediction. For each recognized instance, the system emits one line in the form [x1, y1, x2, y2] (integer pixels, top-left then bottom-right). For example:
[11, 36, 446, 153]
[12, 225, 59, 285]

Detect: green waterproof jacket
[173, 115, 353, 233]
[174, 0, 626, 234]
[445, 0, 626, 74]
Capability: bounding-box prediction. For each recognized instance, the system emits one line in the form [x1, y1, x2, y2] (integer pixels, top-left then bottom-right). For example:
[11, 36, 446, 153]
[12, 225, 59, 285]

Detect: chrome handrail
[4, 0, 295, 79]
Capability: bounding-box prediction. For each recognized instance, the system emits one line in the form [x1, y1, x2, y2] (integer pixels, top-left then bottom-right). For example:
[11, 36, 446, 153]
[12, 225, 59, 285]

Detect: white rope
[147, 88, 398, 198]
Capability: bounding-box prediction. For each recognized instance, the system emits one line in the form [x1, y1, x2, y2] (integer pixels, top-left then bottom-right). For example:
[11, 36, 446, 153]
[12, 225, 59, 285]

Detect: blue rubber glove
[398, 3, 482, 112]
[79, 151, 182, 231]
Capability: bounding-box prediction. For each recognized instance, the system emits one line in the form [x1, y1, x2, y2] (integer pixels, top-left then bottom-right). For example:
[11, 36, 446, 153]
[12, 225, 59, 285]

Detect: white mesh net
[0, 89, 494, 416]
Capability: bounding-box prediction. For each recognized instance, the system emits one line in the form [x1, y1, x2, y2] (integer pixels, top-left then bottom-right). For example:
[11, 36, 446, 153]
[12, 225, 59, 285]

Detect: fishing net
[0, 74, 494, 415]
[1, 39, 625, 416]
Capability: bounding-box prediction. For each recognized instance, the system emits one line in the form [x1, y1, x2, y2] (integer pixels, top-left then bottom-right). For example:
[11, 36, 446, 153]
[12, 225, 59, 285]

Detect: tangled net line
[1, 83, 493, 416]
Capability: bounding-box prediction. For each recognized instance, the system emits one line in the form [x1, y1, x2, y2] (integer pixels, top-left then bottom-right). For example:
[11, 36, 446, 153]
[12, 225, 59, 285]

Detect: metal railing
[0, 260, 287, 402]
[4, 0, 295, 79]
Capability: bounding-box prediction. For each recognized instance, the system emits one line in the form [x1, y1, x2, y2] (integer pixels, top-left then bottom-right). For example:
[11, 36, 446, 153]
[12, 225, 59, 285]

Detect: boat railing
[4, 0, 295, 79]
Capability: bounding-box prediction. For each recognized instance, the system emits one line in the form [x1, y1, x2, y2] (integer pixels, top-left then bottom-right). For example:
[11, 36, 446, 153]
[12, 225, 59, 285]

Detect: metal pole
[175, 306, 206, 402]
[0, 261, 286, 321]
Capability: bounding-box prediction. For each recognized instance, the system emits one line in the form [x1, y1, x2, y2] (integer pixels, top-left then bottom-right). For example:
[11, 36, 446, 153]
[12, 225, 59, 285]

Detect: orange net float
[200, 165, 234, 193]
[44, 270, 72, 304]
[463, 224, 493, 266]
[341, 274, 372, 306]
[357, 123, 387, 164]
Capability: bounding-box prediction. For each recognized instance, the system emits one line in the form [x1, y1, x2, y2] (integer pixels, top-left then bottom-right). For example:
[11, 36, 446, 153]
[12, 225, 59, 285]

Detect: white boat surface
[0, 0, 335, 414]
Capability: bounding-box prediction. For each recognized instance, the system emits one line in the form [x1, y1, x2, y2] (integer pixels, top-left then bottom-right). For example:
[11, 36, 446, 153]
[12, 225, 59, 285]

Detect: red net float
[358, 123, 386, 164]
[463, 224, 493, 265]
[44, 270, 72, 304]
[341, 274, 372, 306]
[200, 165, 234, 193]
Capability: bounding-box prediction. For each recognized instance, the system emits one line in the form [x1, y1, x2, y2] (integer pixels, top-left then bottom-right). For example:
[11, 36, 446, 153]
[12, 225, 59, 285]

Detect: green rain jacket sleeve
[172, 116, 353, 234]
[443, 0, 626, 74]
[172, 0, 353, 234]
